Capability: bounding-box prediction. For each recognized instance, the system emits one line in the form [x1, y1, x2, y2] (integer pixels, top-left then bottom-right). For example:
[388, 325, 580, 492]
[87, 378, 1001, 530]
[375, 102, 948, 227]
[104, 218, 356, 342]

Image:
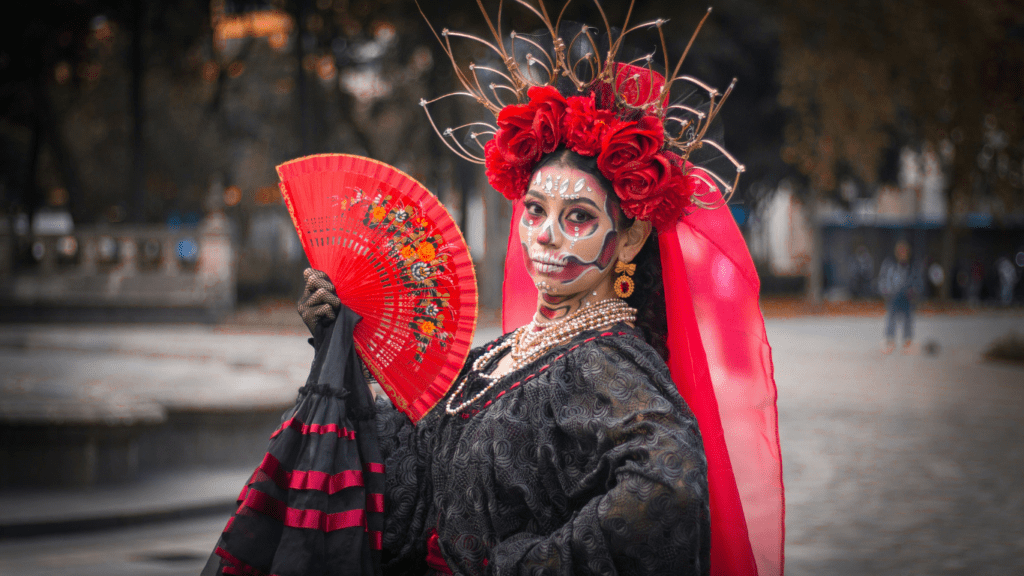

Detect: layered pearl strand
[509, 298, 636, 370]
[445, 298, 636, 416]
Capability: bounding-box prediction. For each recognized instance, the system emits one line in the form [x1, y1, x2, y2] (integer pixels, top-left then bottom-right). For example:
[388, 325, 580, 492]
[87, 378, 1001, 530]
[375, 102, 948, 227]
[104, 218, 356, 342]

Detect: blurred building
[749, 144, 1024, 303]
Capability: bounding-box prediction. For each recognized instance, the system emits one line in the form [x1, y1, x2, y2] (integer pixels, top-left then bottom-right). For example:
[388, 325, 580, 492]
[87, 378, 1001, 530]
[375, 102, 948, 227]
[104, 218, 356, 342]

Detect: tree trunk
[806, 191, 824, 304]
[130, 0, 146, 222]
[26, 94, 42, 215]
[34, 79, 85, 223]
[295, 0, 313, 156]
[480, 172, 510, 312]
[939, 221, 956, 301]
[938, 176, 960, 302]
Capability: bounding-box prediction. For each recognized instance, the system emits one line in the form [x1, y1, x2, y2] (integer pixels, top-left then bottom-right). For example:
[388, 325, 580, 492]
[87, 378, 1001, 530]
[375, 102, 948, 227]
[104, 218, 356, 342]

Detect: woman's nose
[535, 217, 562, 247]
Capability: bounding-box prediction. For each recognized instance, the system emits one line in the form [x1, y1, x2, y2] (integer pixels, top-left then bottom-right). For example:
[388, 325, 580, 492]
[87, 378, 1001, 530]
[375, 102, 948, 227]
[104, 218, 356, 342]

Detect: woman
[208, 8, 782, 576]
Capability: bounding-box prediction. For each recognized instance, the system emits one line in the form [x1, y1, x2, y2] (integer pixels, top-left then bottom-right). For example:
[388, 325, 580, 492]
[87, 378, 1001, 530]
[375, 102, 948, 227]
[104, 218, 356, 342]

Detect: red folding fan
[277, 154, 477, 423]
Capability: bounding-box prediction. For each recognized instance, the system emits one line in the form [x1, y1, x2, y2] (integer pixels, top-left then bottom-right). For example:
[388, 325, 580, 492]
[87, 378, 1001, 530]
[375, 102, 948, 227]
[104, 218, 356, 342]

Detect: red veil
[502, 193, 784, 576]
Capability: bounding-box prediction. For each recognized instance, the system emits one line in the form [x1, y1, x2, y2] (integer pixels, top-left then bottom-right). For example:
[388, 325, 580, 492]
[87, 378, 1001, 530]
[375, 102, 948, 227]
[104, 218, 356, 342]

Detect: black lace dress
[375, 324, 710, 576]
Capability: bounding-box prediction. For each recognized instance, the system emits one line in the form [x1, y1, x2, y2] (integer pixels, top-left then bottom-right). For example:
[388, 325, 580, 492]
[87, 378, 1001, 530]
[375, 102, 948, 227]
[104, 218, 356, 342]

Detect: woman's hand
[297, 268, 341, 334]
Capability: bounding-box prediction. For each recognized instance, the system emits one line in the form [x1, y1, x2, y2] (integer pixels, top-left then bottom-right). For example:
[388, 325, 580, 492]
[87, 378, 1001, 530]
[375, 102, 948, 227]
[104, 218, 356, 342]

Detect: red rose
[596, 115, 665, 179]
[647, 191, 688, 230]
[614, 153, 673, 203]
[495, 101, 541, 167]
[651, 162, 704, 230]
[484, 140, 530, 200]
[563, 95, 617, 157]
[527, 86, 567, 154]
[614, 154, 699, 229]
[620, 190, 666, 223]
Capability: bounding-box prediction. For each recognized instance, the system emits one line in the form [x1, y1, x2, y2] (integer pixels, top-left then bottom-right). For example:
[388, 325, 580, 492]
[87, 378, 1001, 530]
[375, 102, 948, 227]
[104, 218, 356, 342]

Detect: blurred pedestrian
[850, 245, 874, 298]
[927, 262, 945, 299]
[878, 240, 924, 354]
[996, 257, 1018, 306]
[968, 258, 984, 307]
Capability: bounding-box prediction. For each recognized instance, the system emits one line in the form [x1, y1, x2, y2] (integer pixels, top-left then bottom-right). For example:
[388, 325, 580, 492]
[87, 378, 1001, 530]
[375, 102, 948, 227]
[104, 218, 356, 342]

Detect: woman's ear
[619, 220, 652, 263]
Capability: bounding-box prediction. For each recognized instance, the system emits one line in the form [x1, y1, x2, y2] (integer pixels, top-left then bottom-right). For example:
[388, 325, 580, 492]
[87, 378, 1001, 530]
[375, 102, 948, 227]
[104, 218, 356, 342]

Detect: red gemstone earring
[613, 261, 636, 298]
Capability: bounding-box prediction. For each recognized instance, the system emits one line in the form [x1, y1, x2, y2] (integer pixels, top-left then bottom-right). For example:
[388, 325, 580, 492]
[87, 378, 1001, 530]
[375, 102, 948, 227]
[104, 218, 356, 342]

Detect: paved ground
[771, 312, 1024, 575]
[0, 324, 313, 423]
[0, 515, 226, 576]
[0, 310, 1021, 574]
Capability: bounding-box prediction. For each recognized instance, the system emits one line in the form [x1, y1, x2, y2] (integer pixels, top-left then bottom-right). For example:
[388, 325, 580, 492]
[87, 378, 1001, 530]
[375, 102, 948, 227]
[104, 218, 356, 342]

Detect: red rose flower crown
[417, 0, 745, 230]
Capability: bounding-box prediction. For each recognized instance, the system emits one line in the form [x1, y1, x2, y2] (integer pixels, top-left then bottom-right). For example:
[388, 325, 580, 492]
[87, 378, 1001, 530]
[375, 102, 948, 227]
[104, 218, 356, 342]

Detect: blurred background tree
[776, 0, 1024, 301]
[1, 0, 1020, 304]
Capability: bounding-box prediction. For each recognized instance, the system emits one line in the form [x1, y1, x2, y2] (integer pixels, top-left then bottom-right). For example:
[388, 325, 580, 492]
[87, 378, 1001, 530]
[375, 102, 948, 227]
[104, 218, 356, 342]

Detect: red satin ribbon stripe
[241, 487, 364, 531]
[256, 453, 365, 495]
[269, 417, 357, 440]
[215, 546, 277, 576]
[238, 487, 384, 543]
[366, 492, 384, 513]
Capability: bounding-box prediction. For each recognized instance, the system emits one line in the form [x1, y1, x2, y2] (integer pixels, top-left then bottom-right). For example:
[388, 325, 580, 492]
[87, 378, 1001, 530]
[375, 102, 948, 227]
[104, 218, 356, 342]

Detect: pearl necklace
[444, 298, 636, 416]
[517, 300, 632, 356]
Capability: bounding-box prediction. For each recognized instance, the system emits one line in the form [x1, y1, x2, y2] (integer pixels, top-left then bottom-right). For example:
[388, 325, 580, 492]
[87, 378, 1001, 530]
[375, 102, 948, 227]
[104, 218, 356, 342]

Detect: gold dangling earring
[613, 260, 636, 298]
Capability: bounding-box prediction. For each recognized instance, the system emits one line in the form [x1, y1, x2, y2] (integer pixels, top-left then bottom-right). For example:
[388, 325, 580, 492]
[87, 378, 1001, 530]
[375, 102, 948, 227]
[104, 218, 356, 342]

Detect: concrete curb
[0, 500, 237, 539]
[0, 467, 250, 539]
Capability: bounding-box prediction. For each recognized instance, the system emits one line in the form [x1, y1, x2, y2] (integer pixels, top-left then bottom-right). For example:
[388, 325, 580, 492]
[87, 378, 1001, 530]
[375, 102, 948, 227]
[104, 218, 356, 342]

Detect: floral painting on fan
[361, 192, 454, 362]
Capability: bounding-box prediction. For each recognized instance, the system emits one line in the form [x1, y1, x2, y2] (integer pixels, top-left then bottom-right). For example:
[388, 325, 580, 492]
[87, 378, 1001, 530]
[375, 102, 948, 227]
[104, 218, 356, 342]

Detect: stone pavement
[0, 324, 314, 421]
[0, 319, 503, 535]
[0, 467, 251, 537]
[771, 311, 1024, 575]
[0, 310, 1022, 575]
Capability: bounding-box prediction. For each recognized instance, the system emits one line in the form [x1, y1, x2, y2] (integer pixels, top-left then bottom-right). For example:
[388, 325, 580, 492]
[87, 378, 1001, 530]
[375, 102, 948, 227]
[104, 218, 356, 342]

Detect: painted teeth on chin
[530, 254, 565, 265]
[535, 262, 565, 273]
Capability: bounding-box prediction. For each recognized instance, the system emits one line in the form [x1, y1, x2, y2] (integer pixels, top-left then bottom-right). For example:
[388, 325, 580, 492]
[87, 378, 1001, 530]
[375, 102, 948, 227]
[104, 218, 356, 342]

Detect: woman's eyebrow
[570, 197, 600, 210]
[525, 189, 599, 210]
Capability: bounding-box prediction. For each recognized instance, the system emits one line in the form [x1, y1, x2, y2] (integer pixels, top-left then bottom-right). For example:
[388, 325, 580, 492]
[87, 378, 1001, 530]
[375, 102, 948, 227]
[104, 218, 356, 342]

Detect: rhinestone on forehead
[574, 178, 585, 193]
[559, 179, 570, 197]
[544, 175, 554, 194]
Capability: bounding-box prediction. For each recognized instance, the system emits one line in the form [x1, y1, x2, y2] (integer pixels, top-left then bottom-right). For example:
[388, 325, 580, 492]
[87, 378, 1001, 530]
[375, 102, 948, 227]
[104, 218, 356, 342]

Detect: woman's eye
[525, 202, 545, 217]
[565, 209, 595, 224]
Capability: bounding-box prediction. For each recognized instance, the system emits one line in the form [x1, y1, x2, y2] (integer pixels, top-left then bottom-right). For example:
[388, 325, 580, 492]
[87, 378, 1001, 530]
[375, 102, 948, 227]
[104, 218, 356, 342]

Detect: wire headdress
[418, 0, 744, 223]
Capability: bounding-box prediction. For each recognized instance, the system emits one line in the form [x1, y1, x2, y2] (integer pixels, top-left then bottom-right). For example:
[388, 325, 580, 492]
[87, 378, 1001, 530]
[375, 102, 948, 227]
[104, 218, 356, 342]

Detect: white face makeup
[520, 164, 624, 320]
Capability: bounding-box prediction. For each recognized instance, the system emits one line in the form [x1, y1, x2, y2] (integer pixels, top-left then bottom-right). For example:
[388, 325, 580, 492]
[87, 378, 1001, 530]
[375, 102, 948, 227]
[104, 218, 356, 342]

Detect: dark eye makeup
[524, 201, 546, 217]
[564, 208, 596, 224]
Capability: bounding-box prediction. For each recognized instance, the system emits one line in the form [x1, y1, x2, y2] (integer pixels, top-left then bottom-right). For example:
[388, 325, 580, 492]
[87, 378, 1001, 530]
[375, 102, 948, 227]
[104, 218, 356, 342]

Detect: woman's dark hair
[534, 149, 670, 361]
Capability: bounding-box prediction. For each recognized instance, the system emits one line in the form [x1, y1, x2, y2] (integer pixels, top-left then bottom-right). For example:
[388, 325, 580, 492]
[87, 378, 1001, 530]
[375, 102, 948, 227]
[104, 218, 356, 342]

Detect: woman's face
[520, 164, 623, 308]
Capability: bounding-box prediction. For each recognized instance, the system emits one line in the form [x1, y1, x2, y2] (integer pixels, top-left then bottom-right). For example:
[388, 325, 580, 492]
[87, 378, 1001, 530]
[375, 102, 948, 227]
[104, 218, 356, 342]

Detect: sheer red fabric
[502, 194, 784, 576]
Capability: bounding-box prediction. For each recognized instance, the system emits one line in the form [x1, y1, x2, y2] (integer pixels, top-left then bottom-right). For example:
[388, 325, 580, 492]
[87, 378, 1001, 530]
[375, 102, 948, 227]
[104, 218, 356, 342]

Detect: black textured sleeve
[374, 396, 431, 575]
[490, 340, 710, 576]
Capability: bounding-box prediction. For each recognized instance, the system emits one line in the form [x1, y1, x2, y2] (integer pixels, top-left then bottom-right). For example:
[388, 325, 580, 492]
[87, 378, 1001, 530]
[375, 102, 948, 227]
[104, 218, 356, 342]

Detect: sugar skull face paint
[520, 165, 622, 302]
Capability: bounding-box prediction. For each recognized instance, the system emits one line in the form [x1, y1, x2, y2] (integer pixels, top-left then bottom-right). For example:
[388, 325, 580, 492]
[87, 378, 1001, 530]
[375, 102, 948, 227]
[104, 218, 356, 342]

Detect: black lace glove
[297, 268, 341, 334]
